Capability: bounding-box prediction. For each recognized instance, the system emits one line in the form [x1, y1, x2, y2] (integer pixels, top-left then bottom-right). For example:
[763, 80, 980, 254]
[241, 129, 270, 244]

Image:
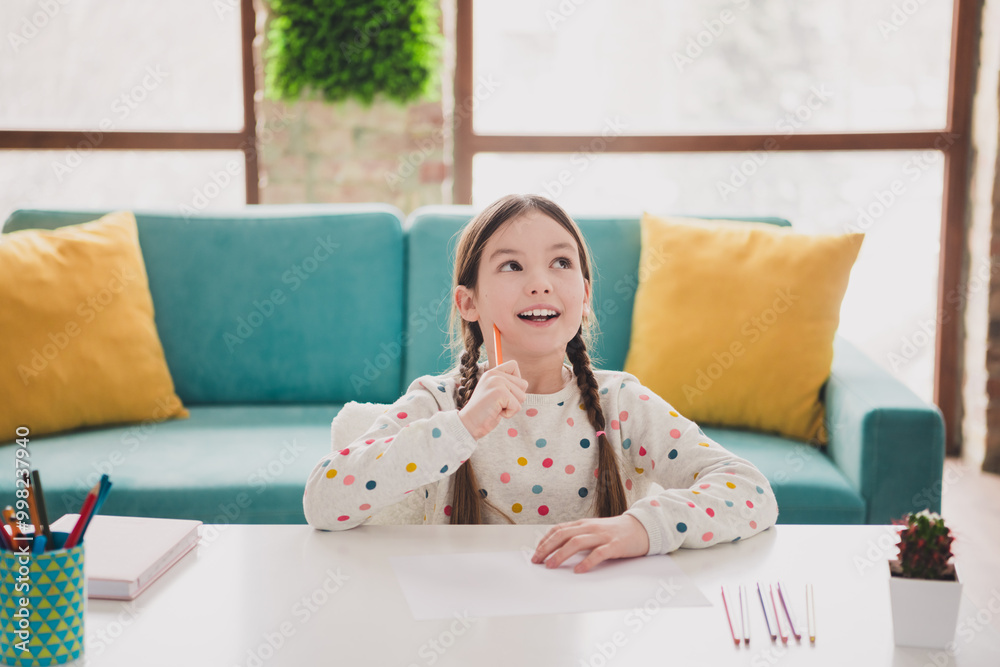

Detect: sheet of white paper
[390, 549, 711, 620]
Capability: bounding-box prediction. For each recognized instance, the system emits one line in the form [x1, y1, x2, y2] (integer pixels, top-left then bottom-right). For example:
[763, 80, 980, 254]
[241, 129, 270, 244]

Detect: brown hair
[445, 194, 629, 524]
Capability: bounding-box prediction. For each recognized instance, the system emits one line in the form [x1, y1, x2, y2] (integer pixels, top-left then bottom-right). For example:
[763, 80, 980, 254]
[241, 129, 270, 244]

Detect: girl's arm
[303, 378, 478, 531]
[616, 375, 780, 554]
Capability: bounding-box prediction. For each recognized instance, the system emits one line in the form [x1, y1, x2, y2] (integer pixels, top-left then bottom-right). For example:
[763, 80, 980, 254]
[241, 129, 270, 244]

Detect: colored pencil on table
[777, 581, 801, 641]
[721, 586, 740, 645]
[757, 582, 776, 641]
[739, 584, 750, 644]
[807, 584, 816, 642]
[770, 584, 788, 643]
[493, 324, 503, 366]
[30, 471, 52, 541]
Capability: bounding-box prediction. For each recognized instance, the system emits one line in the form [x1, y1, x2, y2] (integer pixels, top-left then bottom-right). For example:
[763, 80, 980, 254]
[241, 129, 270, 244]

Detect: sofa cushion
[3, 205, 406, 405]
[0, 210, 188, 442]
[705, 426, 866, 524]
[0, 405, 339, 524]
[625, 213, 864, 445]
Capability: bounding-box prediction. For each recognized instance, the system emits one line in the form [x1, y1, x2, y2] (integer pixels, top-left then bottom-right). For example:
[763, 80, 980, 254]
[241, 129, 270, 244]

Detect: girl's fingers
[532, 521, 586, 563]
[542, 533, 603, 570]
[574, 544, 613, 574]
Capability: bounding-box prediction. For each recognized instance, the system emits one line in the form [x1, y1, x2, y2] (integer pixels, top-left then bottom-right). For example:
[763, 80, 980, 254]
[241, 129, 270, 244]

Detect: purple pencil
[777, 581, 802, 640]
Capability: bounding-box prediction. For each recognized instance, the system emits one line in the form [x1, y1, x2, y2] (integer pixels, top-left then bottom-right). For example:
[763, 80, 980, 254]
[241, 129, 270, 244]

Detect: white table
[76, 524, 999, 666]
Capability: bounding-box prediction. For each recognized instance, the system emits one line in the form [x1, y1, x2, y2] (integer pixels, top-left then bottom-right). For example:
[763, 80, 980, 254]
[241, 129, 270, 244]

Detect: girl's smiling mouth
[517, 307, 561, 326]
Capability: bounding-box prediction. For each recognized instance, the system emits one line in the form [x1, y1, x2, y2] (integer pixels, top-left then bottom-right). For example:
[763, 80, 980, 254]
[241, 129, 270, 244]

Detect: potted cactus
[888, 510, 963, 648]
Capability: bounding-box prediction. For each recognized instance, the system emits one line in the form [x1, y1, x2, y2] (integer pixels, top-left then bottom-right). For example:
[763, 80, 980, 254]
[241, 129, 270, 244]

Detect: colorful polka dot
[480, 489, 488, 498]
[397, 412, 408, 419]
[651, 460, 656, 470]
[677, 522, 688, 533]
[594, 468, 600, 478]
[698, 442, 710, 447]
[365, 439, 375, 444]
[650, 499, 660, 507]
[508, 428, 518, 437]
[376, 453, 384, 460]
[517, 457, 528, 466]
[756, 485, 764, 494]
[532, 485, 543, 494]
[640, 394, 650, 401]
[746, 500, 754, 508]
[405, 462, 417, 472]
[565, 465, 575, 474]
[625, 478, 633, 490]
[702, 532, 714, 542]
[501, 472, 511, 483]
[706, 507, 715, 517]
[536, 438, 547, 448]
[512, 503, 523, 513]
[731, 536, 742, 543]
[693, 472, 699, 480]
[726, 482, 736, 489]
[668, 449, 678, 459]
[750, 521, 758, 529]
[321, 460, 330, 468]
[669, 410, 678, 416]
[600, 387, 609, 394]
[578, 403, 585, 410]
[725, 500, 734, 507]
[558, 401, 564, 406]
[619, 411, 629, 422]
[669, 429, 681, 438]
[611, 420, 620, 430]
[360, 504, 371, 510]
[339, 448, 350, 455]
[543, 458, 553, 468]
[385, 437, 394, 443]
[567, 417, 574, 426]
[635, 467, 644, 474]
[699, 483, 710, 489]
[526, 408, 538, 417]
[444, 505, 452, 516]
[538, 506, 549, 516]
[622, 438, 631, 450]
[338, 515, 350, 522]
[578, 488, 588, 498]
[326, 469, 338, 479]
[440, 464, 448, 473]
[638, 446, 646, 456]
[365, 480, 376, 490]
[687, 501, 696, 508]
[580, 438, 590, 449]
[432, 428, 441, 438]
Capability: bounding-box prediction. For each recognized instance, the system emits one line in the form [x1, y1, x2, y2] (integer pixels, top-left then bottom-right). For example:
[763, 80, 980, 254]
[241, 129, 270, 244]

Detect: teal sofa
[0, 205, 945, 526]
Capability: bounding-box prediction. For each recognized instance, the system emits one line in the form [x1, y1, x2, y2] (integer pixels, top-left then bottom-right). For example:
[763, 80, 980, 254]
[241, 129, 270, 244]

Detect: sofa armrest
[825, 336, 946, 524]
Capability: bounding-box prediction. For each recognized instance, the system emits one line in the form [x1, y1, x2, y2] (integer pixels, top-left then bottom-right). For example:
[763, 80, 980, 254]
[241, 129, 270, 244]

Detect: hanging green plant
[264, 0, 442, 106]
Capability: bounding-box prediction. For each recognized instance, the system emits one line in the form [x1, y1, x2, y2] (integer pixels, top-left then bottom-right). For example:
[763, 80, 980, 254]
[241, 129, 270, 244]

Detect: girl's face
[456, 209, 590, 365]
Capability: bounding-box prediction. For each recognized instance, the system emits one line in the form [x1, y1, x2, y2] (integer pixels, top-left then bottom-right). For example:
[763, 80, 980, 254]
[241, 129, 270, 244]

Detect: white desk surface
[74, 524, 998, 666]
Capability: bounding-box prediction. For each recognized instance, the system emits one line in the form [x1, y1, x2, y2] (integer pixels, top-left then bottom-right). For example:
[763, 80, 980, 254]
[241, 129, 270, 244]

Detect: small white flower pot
[888, 560, 963, 649]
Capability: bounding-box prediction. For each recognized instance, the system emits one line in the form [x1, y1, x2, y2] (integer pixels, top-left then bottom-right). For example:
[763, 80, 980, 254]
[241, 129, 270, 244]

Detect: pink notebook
[50, 514, 201, 600]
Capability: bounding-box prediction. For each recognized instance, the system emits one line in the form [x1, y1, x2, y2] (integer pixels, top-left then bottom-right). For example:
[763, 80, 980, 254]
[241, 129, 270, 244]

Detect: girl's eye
[499, 258, 573, 272]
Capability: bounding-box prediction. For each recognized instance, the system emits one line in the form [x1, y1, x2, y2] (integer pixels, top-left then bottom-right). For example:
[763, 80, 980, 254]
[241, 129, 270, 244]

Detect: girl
[304, 194, 778, 573]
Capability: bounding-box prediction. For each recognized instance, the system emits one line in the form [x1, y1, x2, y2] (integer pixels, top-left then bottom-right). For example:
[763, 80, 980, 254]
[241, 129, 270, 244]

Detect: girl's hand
[531, 515, 650, 574]
[457, 360, 529, 440]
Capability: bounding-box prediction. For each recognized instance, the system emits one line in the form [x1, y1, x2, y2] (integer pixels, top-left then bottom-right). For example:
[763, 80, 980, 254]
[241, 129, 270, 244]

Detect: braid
[451, 323, 514, 525]
[567, 329, 629, 517]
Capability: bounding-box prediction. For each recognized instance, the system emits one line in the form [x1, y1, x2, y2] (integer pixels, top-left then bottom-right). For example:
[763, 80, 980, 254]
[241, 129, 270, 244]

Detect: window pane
[474, 0, 951, 134]
[473, 150, 944, 404]
[0, 1, 243, 130]
[0, 151, 246, 223]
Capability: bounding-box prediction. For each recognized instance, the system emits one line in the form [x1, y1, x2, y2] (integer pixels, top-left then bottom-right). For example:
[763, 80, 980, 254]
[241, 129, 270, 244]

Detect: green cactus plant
[891, 510, 956, 581]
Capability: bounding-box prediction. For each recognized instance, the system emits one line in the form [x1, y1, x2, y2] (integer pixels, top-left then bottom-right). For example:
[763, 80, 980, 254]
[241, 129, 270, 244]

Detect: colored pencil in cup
[30, 470, 52, 541]
[64, 480, 101, 548]
[493, 323, 503, 366]
[777, 581, 802, 641]
[720, 586, 740, 645]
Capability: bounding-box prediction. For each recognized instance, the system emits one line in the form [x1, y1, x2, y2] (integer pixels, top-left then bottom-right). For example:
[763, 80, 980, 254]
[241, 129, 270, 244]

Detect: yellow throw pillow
[623, 213, 864, 445]
[0, 211, 188, 441]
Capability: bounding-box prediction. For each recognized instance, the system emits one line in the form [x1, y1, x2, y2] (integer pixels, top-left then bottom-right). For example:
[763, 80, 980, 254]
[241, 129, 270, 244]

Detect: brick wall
[251, 1, 453, 214]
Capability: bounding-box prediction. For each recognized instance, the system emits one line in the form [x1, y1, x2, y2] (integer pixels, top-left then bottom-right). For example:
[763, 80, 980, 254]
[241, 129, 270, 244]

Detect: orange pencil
[493, 324, 503, 366]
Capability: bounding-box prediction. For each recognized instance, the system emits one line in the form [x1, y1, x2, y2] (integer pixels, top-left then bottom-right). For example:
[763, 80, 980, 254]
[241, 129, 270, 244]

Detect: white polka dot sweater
[303, 364, 779, 555]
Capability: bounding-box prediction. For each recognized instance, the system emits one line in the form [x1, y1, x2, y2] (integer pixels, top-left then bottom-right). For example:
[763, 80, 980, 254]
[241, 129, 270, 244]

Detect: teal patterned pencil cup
[0, 533, 84, 666]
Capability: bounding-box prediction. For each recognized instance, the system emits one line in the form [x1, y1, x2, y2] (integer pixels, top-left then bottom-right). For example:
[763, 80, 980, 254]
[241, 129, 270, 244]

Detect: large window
[455, 0, 976, 453]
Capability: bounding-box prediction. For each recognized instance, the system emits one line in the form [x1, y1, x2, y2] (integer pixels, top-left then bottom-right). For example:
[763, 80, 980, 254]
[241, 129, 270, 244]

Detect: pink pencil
[721, 586, 740, 645]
